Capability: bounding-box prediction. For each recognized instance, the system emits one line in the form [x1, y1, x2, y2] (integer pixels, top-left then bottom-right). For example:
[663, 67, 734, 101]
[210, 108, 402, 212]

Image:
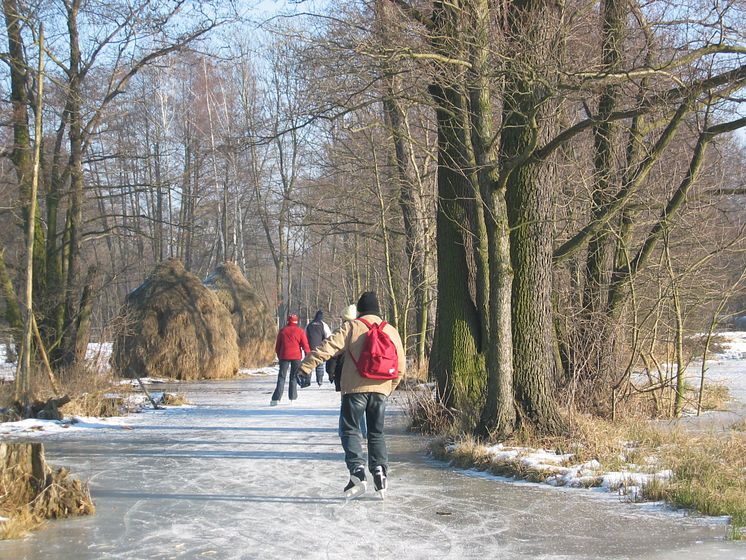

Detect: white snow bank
[688, 332, 746, 407]
[0, 343, 15, 382]
[711, 331, 746, 360]
[0, 340, 114, 382]
[0, 415, 133, 438]
[443, 441, 677, 504]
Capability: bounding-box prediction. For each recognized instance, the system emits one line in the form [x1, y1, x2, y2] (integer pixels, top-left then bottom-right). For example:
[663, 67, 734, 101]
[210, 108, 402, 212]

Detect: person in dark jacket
[306, 310, 332, 386]
[271, 314, 310, 406]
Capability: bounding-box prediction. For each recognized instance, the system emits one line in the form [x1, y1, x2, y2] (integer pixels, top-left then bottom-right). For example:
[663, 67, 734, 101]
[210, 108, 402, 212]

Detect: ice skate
[373, 466, 387, 500]
[343, 467, 367, 500]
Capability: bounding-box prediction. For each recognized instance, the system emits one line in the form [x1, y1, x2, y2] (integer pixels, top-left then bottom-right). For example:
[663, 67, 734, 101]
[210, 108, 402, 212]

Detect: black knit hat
[356, 291, 380, 315]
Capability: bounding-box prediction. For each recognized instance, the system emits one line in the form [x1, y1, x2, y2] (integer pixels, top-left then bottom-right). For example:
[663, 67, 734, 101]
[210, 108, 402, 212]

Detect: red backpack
[349, 318, 399, 380]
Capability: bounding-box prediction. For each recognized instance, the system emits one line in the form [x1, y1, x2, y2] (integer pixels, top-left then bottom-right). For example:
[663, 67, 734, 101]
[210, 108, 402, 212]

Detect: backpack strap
[356, 317, 387, 330]
[349, 318, 370, 367]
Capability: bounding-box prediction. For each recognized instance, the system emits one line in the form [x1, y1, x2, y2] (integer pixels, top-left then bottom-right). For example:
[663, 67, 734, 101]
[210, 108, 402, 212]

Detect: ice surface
[1, 374, 744, 560]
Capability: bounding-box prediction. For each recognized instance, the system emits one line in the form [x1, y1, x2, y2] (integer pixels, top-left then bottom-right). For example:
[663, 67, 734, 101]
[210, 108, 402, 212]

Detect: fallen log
[12, 395, 71, 420]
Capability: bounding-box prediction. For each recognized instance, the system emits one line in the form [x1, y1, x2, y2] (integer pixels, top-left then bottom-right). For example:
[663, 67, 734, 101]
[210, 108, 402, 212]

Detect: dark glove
[297, 373, 311, 388]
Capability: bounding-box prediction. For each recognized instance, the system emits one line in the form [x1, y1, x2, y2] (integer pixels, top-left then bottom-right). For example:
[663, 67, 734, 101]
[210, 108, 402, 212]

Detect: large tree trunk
[43, 117, 69, 352]
[3, 0, 47, 309]
[503, 0, 566, 435]
[0, 249, 23, 338]
[427, 1, 489, 417]
[428, 84, 484, 411]
[573, 0, 628, 402]
[72, 266, 97, 363]
[429, 164, 484, 410]
[465, 0, 516, 437]
[61, 0, 89, 365]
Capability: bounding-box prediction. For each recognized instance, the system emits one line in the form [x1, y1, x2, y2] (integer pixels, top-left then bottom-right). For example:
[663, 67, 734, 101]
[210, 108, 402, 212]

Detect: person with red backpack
[299, 291, 405, 500]
[272, 314, 311, 406]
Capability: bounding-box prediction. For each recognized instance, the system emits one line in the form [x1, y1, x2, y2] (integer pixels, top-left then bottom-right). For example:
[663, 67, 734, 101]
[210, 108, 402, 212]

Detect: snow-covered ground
[0, 342, 16, 382]
[1, 375, 744, 559]
[691, 331, 746, 407]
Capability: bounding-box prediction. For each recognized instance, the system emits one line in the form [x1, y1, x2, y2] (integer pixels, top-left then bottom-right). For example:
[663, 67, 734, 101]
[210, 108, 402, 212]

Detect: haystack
[204, 262, 276, 367]
[110, 259, 240, 380]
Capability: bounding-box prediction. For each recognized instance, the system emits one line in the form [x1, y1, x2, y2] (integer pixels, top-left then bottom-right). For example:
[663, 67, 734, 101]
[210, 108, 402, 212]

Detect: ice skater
[271, 314, 310, 406]
[305, 310, 332, 386]
[299, 292, 405, 499]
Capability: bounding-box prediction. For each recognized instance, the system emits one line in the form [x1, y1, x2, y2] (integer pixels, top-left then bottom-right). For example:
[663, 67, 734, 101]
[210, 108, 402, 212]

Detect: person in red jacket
[271, 314, 311, 406]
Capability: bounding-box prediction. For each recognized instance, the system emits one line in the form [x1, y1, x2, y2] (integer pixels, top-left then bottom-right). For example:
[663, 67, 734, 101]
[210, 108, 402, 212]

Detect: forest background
[0, 0, 744, 438]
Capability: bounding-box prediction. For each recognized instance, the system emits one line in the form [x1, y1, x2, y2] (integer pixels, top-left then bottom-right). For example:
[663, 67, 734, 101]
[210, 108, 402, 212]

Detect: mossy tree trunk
[502, 0, 566, 435]
[467, 0, 516, 437]
[0, 249, 23, 338]
[428, 83, 485, 411]
[2, 0, 47, 302]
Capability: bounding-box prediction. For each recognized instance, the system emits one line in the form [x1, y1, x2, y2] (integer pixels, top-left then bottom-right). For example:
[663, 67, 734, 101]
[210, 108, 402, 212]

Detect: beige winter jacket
[299, 314, 405, 396]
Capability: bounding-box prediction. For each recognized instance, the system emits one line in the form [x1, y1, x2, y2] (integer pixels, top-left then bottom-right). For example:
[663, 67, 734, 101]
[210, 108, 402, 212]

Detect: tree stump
[0, 442, 94, 530]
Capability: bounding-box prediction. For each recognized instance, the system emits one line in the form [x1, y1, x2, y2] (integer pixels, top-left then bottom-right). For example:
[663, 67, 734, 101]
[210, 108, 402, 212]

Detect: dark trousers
[314, 363, 325, 385]
[272, 359, 300, 401]
[340, 392, 388, 473]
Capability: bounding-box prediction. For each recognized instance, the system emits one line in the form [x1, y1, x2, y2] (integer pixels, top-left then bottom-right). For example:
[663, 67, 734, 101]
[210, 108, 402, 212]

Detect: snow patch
[118, 377, 172, 386]
[239, 366, 277, 377]
[0, 415, 133, 438]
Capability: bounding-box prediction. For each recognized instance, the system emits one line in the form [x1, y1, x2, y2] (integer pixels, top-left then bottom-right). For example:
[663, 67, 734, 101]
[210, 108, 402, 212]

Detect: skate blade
[344, 481, 367, 500]
[376, 488, 386, 500]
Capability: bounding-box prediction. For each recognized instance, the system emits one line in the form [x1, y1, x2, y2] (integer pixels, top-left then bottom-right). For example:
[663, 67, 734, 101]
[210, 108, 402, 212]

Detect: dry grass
[0, 361, 130, 419]
[402, 361, 429, 383]
[695, 383, 731, 412]
[0, 443, 95, 540]
[421, 405, 746, 538]
[402, 385, 457, 436]
[111, 259, 240, 381]
[654, 432, 746, 539]
[64, 391, 124, 417]
[204, 262, 277, 368]
[161, 392, 189, 406]
[0, 507, 41, 539]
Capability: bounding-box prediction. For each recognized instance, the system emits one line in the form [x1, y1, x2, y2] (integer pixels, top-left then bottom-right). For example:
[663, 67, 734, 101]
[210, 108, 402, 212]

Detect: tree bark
[503, 0, 566, 435]
[61, 0, 85, 364]
[3, 0, 47, 309]
[467, 0, 516, 437]
[18, 23, 44, 407]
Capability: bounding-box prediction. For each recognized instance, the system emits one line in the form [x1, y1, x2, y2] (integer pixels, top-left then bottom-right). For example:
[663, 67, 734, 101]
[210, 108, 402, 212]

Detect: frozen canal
[1, 374, 745, 560]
